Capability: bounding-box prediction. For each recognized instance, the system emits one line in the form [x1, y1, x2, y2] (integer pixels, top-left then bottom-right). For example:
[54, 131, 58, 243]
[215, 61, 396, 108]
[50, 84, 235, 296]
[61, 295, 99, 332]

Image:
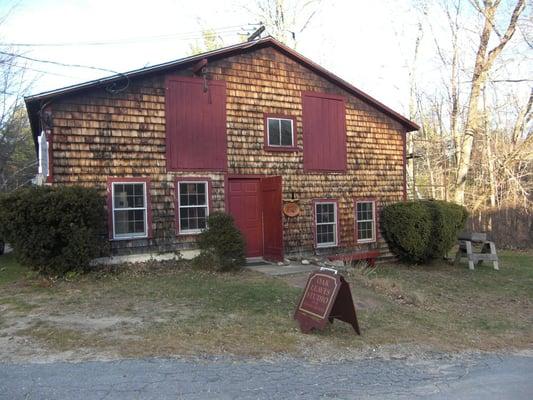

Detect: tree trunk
[454, 0, 525, 204]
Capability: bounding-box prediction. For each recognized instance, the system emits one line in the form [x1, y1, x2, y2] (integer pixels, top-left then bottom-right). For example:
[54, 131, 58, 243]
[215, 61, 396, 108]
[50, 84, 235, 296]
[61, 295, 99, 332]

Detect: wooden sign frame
[283, 201, 300, 217]
[294, 270, 360, 335]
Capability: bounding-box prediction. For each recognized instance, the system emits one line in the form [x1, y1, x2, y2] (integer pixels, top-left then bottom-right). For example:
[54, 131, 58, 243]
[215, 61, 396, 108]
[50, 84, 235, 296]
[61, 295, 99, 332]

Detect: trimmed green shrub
[196, 212, 245, 272]
[381, 201, 432, 262]
[0, 186, 107, 275]
[381, 200, 468, 263]
[424, 200, 469, 259]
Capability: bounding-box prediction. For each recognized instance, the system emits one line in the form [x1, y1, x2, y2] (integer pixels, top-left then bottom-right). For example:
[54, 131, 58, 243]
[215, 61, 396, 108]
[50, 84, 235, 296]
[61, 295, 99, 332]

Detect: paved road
[1, 354, 532, 399]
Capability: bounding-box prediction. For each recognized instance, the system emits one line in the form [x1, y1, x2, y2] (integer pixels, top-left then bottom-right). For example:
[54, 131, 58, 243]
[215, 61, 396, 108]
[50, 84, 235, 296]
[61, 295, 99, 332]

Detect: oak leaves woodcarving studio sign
[294, 270, 360, 335]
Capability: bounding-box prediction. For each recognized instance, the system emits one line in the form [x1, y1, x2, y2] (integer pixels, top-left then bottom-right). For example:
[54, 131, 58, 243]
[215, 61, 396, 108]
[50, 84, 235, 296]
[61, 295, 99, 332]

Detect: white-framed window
[38, 131, 49, 177]
[267, 117, 294, 147]
[315, 201, 338, 248]
[112, 182, 148, 239]
[177, 181, 209, 234]
[356, 201, 376, 243]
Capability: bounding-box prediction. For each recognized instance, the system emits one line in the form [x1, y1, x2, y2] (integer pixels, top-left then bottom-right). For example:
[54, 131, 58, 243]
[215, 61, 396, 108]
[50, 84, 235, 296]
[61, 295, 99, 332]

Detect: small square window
[266, 117, 294, 148]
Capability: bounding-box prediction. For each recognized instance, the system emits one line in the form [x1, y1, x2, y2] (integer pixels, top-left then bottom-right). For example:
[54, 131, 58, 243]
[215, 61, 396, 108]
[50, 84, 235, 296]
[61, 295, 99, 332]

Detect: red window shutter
[302, 92, 346, 171]
[165, 77, 227, 170]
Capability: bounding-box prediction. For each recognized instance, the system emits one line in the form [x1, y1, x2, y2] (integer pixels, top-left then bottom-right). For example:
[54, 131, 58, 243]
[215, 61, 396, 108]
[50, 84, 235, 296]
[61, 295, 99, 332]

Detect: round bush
[196, 212, 245, 272]
[381, 200, 468, 263]
[381, 201, 432, 262]
[0, 186, 107, 275]
[423, 200, 469, 259]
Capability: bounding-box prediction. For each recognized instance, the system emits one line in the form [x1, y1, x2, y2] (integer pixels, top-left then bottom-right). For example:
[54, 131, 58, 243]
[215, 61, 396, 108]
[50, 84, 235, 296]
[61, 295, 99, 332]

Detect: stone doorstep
[245, 262, 320, 276]
[244, 258, 354, 277]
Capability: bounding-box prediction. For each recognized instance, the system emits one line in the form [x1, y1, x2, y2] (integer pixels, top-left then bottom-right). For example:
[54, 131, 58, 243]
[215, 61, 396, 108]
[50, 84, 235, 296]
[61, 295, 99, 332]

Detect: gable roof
[25, 36, 419, 135]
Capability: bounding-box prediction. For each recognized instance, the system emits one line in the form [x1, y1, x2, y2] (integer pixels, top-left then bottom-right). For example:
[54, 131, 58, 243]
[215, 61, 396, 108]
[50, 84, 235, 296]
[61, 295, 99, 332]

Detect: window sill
[304, 168, 347, 173]
[177, 230, 204, 236]
[264, 145, 301, 153]
[111, 235, 149, 241]
[357, 239, 376, 244]
[316, 243, 338, 249]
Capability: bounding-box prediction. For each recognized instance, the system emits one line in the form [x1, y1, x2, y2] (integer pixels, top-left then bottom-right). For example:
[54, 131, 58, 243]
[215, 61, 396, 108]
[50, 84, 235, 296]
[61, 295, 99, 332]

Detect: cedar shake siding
[25, 38, 418, 260]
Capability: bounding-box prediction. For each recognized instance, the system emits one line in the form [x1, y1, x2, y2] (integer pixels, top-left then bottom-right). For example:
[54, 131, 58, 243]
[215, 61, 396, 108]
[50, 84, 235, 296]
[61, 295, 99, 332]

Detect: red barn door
[228, 179, 263, 257]
[261, 176, 283, 262]
[227, 176, 283, 262]
[165, 76, 227, 171]
[302, 92, 346, 172]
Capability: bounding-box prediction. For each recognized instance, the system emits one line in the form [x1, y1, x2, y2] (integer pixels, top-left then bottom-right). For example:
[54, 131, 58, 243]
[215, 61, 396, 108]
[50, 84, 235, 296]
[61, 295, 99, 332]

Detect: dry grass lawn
[0, 250, 531, 361]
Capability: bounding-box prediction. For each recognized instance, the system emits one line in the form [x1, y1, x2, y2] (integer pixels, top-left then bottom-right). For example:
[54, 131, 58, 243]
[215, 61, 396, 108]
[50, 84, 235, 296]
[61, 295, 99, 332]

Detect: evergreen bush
[0, 186, 107, 275]
[196, 212, 245, 272]
[381, 200, 468, 263]
[381, 201, 432, 262]
[423, 200, 469, 259]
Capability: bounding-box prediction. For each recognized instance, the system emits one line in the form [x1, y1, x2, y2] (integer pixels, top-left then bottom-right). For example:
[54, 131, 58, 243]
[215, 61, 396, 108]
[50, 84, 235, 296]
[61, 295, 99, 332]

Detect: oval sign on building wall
[283, 202, 300, 217]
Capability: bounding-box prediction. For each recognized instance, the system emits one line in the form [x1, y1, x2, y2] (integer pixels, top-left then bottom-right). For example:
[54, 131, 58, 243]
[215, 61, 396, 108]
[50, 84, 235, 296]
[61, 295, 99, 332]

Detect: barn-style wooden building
[25, 37, 418, 263]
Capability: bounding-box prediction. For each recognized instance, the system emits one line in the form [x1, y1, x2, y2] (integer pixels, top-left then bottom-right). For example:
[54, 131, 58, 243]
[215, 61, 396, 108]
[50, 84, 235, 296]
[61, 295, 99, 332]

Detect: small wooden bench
[328, 250, 380, 268]
[454, 232, 499, 270]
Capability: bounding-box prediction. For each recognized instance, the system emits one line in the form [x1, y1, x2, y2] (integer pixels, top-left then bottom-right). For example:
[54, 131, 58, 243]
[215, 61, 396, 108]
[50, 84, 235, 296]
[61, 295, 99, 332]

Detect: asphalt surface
[1, 353, 531, 399]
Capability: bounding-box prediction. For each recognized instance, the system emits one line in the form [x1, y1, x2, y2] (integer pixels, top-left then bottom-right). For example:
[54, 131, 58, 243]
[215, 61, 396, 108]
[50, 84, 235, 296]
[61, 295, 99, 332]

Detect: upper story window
[37, 131, 49, 178]
[165, 76, 227, 171]
[356, 200, 376, 243]
[264, 115, 297, 151]
[177, 179, 210, 234]
[314, 200, 338, 248]
[302, 92, 346, 171]
[109, 179, 151, 240]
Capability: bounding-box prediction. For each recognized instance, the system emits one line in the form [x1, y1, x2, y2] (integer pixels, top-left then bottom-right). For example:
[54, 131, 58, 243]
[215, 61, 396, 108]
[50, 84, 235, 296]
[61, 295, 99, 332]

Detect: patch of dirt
[44, 315, 142, 330]
[0, 306, 138, 363]
[0, 294, 180, 362]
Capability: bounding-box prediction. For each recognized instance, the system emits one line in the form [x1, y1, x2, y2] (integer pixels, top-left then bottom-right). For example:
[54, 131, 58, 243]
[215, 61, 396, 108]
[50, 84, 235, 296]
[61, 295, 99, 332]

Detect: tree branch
[486, 0, 526, 66]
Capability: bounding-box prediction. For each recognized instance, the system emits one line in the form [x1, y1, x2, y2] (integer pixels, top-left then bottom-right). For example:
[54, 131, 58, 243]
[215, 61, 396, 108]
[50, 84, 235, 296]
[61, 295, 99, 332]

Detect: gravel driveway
[1, 353, 532, 399]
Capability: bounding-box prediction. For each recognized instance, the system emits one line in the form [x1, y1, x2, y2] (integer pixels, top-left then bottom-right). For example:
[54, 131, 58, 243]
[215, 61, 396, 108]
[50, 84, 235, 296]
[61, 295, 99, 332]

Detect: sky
[0, 0, 530, 117]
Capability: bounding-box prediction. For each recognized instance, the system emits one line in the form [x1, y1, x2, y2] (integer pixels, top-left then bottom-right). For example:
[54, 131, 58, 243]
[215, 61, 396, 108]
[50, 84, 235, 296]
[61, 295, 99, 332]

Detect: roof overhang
[25, 36, 419, 143]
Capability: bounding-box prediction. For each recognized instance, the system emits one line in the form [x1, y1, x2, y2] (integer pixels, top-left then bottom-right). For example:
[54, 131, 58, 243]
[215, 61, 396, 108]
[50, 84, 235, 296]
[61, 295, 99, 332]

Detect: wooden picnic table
[454, 232, 499, 270]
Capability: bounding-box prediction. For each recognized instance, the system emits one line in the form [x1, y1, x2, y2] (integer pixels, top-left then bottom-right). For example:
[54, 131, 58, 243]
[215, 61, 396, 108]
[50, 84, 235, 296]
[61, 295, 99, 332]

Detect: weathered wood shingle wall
[50, 46, 406, 258]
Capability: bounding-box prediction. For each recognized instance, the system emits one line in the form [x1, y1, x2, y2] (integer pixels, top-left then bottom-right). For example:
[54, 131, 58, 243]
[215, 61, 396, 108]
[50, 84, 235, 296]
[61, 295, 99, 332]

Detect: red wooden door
[261, 176, 284, 262]
[228, 179, 263, 257]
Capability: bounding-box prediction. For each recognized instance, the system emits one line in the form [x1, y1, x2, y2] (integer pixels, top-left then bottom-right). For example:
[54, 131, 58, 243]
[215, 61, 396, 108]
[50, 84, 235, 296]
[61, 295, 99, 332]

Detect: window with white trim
[38, 131, 49, 177]
[112, 182, 148, 239]
[178, 181, 209, 234]
[267, 117, 294, 147]
[356, 201, 376, 243]
[315, 201, 338, 247]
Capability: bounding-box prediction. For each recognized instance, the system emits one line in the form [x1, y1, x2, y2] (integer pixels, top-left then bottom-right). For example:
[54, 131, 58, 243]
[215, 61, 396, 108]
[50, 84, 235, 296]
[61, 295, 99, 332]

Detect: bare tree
[454, 0, 526, 204]
[0, 8, 37, 192]
[511, 87, 532, 146]
[188, 28, 226, 55]
[242, 0, 323, 47]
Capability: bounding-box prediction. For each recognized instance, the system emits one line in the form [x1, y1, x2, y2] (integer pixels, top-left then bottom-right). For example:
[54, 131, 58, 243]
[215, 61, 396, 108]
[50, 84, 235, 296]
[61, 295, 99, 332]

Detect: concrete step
[245, 263, 320, 276]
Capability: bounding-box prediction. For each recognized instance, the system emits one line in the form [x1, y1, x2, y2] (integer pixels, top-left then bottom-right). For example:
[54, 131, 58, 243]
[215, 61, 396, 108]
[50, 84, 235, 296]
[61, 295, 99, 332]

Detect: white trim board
[90, 250, 200, 266]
